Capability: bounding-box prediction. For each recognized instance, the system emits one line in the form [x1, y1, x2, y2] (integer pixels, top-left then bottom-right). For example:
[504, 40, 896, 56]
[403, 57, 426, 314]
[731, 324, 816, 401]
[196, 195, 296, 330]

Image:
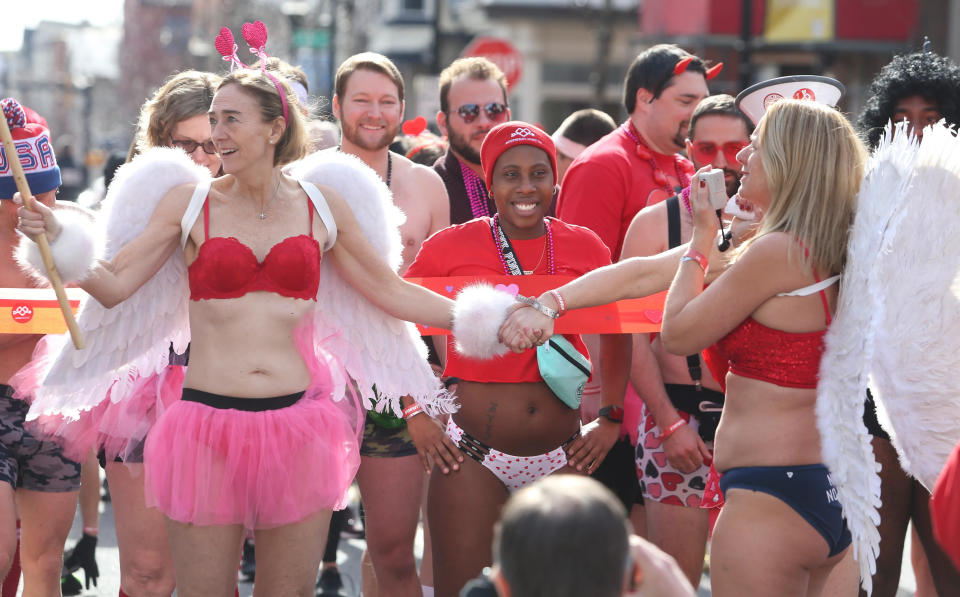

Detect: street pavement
[10, 489, 918, 596]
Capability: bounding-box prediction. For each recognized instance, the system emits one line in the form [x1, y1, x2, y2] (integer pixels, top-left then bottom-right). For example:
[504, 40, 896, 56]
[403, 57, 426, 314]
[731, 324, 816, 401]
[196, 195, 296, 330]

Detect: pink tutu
[144, 324, 362, 529]
[10, 337, 185, 463]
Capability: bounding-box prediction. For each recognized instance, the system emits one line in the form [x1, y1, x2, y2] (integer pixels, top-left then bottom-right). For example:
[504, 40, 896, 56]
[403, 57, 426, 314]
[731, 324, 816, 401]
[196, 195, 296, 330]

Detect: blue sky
[1, 0, 123, 52]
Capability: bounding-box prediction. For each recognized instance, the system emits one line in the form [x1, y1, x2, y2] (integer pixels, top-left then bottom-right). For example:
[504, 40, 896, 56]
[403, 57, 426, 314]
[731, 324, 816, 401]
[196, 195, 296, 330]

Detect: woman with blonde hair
[496, 98, 866, 595]
[658, 99, 866, 596]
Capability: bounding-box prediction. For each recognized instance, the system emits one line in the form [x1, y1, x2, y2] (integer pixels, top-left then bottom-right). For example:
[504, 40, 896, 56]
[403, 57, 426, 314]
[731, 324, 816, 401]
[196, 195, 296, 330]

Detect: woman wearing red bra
[404, 121, 631, 596]
[657, 99, 866, 596]
[16, 67, 455, 596]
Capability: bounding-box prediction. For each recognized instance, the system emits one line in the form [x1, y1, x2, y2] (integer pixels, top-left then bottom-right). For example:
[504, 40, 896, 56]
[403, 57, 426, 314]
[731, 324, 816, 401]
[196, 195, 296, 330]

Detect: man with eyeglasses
[617, 94, 751, 588]
[433, 57, 510, 224]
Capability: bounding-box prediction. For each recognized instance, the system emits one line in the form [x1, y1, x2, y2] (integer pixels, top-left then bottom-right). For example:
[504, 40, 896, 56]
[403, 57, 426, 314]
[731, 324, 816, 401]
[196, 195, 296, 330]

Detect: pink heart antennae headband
[214, 21, 290, 125]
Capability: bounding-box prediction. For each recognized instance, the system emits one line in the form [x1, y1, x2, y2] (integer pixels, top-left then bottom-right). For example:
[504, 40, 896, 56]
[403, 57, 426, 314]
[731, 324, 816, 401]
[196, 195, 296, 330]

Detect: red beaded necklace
[491, 214, 556, 276]
[621, 121, 693, 196]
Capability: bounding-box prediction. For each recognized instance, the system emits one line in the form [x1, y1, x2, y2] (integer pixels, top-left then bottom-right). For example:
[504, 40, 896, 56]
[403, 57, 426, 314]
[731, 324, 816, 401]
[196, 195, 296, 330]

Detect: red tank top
[188, 197, 321, 301]
[713, 274, 833, 390]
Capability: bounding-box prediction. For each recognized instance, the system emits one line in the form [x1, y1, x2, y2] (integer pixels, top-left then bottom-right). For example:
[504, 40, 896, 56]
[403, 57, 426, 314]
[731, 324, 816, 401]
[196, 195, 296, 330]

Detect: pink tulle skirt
[143, 326, 362, 530]
[24, 367, 184, 463]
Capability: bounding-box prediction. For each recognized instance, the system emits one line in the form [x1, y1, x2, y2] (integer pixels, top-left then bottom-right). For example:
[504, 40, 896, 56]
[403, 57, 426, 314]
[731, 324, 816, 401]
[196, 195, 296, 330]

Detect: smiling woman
[404, 121, 631, 596]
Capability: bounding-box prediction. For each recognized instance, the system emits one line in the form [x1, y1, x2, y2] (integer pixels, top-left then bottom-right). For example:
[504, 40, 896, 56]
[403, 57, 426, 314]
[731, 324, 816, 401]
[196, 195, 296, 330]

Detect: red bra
[188, 197, 321, 301]
[714, 274, 834, 390]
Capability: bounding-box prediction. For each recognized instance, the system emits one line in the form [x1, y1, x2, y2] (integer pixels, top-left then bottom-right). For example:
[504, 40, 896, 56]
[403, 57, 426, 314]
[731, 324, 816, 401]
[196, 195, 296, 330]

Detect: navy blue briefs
[719, 463, 851, 557]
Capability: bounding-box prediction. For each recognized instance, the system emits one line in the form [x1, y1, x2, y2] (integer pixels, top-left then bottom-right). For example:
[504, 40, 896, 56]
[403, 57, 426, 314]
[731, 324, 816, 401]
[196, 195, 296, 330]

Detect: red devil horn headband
[673, 56, 724, 80]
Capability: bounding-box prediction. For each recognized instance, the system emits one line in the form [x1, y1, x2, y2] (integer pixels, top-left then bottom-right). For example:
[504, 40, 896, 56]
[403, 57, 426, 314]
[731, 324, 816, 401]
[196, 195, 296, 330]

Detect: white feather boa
[288, 149, 456, 417]
[819, 121, 960, 594]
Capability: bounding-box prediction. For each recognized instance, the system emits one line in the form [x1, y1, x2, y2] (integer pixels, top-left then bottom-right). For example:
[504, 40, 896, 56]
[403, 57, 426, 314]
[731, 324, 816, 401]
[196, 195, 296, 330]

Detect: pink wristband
[659, 418, 687, 441]
[682, 248, 708, 272]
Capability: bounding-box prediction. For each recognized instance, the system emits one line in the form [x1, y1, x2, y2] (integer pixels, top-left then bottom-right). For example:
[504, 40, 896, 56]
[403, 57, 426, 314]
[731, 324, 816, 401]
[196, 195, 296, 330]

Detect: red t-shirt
[556, 125, 692, 259]
[932, 440, 960, 571]
[405, 217, 611, 383]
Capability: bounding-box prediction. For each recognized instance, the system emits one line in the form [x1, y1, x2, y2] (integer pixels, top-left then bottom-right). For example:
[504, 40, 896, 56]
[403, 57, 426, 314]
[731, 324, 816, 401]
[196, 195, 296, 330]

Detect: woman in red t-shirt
[405, 121, 630, 596]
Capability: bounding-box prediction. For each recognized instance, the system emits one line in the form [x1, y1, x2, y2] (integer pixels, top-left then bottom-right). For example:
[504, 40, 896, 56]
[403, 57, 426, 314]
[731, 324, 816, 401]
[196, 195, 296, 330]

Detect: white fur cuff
[16, 208, 101, 284]
[452, 283, 515, 359]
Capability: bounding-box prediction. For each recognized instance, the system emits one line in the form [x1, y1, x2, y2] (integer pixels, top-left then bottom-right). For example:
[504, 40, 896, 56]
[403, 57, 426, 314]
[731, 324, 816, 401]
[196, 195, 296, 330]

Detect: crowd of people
[1, 23, 959, 597]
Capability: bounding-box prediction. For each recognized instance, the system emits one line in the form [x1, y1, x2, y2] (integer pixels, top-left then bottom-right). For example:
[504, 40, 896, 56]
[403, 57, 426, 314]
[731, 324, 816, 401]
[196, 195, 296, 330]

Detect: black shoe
[315, 567, 348, 597]
[240, 539, 255, 581]
[61, 573, 83, 596]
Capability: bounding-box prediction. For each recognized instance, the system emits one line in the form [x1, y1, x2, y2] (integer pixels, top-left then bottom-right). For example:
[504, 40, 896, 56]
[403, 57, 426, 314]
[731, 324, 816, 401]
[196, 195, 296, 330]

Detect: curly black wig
[858, 51, 960, 148]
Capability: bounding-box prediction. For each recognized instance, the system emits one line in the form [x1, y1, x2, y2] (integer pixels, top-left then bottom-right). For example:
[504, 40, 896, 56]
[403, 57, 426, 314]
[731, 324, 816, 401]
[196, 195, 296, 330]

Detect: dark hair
[858, 51, 960, 148]
[554, 109, 616, 147]
[623, 44, 706, 113]
[390, 134, 448, 166]
[494, 477, 631, 597]
[335, 52, 405, 102]
[688, 94, 754, 140]
[438, 57, 508, 114]
[218, 70, 309, 166]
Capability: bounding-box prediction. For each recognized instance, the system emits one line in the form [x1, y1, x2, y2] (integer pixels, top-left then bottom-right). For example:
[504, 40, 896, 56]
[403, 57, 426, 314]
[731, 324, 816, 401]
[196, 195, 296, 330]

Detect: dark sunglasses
[170, 136, 217, 155]
[453, 102, 508, 124]
[691, 141, 748, 166]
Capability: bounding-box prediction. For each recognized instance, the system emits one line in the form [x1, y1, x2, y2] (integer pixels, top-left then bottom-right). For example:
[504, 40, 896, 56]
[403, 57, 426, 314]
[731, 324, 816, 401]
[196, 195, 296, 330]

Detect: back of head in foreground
[738, 99, 867, 275]
[492, 476, 631, 597]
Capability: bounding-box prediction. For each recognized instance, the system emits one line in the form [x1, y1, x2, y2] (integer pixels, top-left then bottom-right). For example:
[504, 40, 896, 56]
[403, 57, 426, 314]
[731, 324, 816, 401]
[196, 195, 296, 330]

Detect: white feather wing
[869, 123, 960, 490]
[288, 150, 455, 417]
[27, 148, 207, 420]
[818, 122, 917, 594]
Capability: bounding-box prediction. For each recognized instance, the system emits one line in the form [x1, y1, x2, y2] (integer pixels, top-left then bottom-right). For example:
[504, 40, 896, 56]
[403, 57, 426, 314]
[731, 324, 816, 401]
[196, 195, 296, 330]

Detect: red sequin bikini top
[188, 196, 321, 301]
[714, 273, 838, 389]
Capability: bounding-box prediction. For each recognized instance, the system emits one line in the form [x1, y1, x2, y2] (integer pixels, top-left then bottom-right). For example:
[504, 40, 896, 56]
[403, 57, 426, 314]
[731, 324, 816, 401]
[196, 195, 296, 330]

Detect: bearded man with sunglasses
[434, 57, 511, 224]
[615, 94, 751, 587]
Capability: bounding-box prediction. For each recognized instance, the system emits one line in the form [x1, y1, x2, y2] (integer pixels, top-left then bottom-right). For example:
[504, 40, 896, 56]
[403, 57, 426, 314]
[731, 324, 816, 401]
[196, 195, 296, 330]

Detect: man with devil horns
[553, 45, 718, 540]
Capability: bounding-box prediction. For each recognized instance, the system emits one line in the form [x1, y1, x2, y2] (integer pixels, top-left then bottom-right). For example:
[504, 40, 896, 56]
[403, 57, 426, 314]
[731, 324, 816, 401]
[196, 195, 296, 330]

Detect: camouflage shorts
[359, 418, 418, 458]
[0, 386, 81, 492]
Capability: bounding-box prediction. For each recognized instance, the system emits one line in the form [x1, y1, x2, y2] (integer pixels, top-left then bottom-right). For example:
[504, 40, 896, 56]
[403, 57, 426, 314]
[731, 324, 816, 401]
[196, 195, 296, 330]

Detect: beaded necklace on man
[461, 160, 491, 218]
[621, 121, 693, 213]
[490, 214, 556, 276]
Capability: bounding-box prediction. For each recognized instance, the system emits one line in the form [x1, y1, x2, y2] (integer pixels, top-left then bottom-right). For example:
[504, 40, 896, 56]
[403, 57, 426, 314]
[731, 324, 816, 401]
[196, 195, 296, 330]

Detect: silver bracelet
[515, 294, 560, 319]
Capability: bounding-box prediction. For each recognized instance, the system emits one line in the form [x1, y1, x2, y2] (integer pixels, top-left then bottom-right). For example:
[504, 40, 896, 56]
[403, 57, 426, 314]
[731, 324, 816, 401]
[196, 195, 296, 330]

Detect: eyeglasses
[170, 136, 217, 155]
[452, 102, 508, 124]
[691, 141, 747, 166]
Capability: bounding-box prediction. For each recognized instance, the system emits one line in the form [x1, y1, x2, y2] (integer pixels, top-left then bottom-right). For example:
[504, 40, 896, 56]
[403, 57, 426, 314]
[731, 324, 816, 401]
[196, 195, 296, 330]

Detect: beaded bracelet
[659, 418, 687, 441]
[402, 403, 424, 420]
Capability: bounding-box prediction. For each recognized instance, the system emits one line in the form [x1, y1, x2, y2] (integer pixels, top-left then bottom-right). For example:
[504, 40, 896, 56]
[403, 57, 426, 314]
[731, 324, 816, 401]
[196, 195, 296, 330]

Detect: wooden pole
[0, 116, 85, 349]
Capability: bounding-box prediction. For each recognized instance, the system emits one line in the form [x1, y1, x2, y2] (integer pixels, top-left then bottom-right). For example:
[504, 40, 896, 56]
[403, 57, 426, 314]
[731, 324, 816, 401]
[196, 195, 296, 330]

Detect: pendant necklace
[258, 175, 283, 220]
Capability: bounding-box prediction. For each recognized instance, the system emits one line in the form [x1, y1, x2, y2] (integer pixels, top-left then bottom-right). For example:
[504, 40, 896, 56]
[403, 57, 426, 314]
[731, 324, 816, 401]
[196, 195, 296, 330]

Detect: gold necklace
[522, 237, 547, 275]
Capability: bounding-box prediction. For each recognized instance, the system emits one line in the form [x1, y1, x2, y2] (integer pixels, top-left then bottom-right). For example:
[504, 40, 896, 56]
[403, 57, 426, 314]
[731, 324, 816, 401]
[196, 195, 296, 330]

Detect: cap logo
[0, 136, 56, 175]
[511, 127, 535, 138]
[763, 93, 784, 110]
[793, 88, 816, 101]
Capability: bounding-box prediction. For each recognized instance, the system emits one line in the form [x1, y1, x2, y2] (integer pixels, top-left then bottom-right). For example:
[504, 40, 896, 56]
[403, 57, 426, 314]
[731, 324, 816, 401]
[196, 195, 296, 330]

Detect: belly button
[527, 406, 537, 415]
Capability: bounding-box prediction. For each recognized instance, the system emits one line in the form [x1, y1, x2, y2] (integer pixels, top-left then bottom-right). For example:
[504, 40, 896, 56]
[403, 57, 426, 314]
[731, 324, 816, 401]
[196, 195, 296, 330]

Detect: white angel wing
[288, 150, 455, 417]
[818, 121, 918, 594]
[27, 148, 208, 420]
[869, 123, 960, 489]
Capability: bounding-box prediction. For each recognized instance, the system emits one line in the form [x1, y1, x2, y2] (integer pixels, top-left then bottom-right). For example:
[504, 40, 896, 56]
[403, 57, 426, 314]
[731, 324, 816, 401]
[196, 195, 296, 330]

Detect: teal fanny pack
[537, 336, 591, 409]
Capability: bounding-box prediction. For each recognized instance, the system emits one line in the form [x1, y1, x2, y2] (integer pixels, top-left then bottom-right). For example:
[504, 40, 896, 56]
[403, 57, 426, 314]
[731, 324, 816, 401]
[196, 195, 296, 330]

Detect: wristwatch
[598, 405, 624, 424]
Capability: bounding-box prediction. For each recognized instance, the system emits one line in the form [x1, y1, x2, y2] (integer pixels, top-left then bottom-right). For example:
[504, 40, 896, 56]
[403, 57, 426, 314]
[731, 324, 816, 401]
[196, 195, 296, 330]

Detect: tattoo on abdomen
[484, 401, 498, 440]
